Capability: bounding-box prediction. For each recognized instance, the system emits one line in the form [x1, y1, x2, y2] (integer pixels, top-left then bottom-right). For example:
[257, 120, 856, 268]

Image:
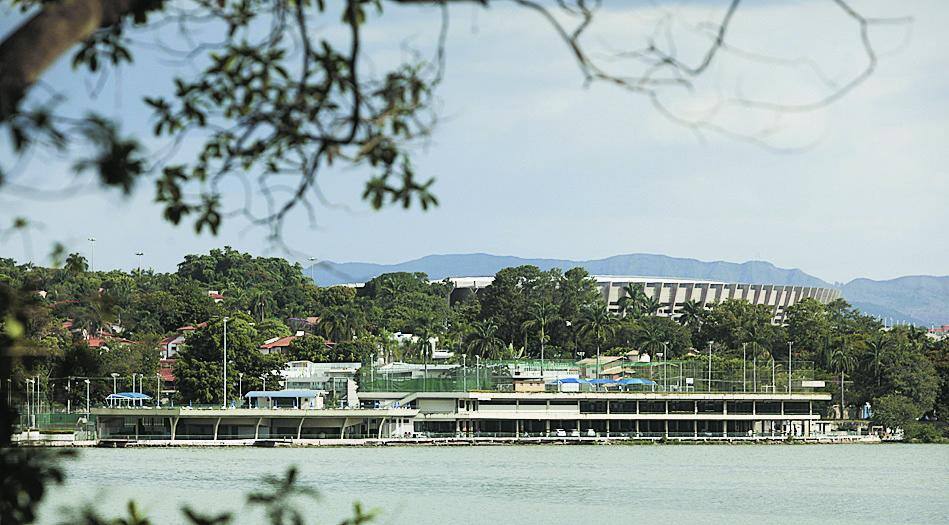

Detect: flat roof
[244, 389, 326, 398]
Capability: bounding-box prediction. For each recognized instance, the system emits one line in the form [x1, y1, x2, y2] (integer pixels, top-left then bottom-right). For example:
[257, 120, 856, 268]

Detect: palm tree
[617, 283, 645, 317]
[678, 299, 705, 330]
[465, 321, 504, 359]
[520, 302, 560, 365]
[249, 288, 269, 322]
[640, 295, 662, 317]
[828, 345, 857, 418]
[577, 305, 619, 378]
[632, 321, 666, 358]
[63, 253, 88, 275]
[318, 307, 357, 342]
[863, 334, 889, 387]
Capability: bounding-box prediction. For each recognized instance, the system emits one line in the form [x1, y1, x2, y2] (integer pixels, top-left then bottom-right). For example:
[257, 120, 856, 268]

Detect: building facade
[446, 276, 840, 324]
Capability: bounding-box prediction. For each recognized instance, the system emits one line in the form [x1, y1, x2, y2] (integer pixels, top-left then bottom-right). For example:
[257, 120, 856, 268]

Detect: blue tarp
[106, 392, 152, 400]
[617, 378, 658, 386]
[551, 378, 657, 386]
[244, 389, 323, 399]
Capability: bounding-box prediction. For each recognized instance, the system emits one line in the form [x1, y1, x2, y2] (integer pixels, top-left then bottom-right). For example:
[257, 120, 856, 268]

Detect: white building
[445, 275, 840, 324]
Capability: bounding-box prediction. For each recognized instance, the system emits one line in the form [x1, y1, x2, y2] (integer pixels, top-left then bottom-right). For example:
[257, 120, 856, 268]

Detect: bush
[871, 394, 921, 430]
[903, 423, 944, 443]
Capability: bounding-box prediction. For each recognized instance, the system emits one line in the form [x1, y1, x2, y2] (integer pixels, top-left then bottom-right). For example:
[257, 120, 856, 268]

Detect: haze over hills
[306, 253, 949, 326]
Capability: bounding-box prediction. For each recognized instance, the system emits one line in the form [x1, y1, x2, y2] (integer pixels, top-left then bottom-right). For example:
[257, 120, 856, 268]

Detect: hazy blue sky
[1, 1, 946, 283]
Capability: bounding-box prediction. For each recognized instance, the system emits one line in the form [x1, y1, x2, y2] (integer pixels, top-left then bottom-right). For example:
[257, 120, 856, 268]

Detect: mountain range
[306, 253, 949, 326]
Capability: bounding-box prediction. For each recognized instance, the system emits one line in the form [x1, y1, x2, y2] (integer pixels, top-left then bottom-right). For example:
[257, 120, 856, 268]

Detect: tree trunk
[0, 0, 154, 120]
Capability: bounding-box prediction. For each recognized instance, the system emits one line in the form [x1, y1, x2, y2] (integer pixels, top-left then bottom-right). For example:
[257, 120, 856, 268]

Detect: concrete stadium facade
[446, 276, 841, 324]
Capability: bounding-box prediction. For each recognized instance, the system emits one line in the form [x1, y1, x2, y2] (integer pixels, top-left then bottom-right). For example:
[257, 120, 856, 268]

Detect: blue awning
[617, 378, 658, 386]
[244, 389, 324, 399]
[552, 378, 582, 384]
[106, 392, 152, 400]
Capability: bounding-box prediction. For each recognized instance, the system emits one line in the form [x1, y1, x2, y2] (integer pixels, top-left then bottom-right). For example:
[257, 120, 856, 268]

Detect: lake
[39, 444, 949, 524]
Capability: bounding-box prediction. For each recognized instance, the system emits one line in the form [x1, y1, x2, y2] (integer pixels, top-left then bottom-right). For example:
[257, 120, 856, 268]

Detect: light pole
[261, 374, 267, 392]
[462, 354, 467, 391]
[66, 377, 72, 414]
[753, 343, 758, 393]
[84, 379, 90, 417]
[110, 373, 118, 393]
[707, 341, 713, 392]
[135, 252, 144, 271]
[222, 317, 229, 409]
[238, 372, 244, 408]
[87, 237, 96, 272]
[156, 373, 162, 408]
[307, 257, 317, 282]
[662, 342, 669, 392]
[25, 378, 34, 429]
[787, 342, 793, 394]
[742, 343, 747, 392]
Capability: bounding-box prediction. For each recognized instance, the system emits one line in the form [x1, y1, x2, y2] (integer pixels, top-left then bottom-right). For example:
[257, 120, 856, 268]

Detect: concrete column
[254, 417, 263, 439]
[377, 417, 387, 439]
[635, 420, 640, 435]
[297, 418, 305, 440]
[663, 420, 668, 438]
[545, 419, 550, 435]
[781, 401, 785, 415]
[693, 420, 697, 437]
[213, 417, 221, 440]
[135, 418, 139, 440]
[170, 417, 179, 441]
[723, 419, 728, 437]
[752, 401, 756, 415]
[340, 417, 349, 439]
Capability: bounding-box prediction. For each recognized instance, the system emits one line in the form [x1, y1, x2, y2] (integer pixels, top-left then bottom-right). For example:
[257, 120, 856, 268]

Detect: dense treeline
[1, 248, 946, 436]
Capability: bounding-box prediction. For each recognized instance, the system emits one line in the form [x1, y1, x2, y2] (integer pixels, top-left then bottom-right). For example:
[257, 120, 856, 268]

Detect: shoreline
[14, 434, 885, 448]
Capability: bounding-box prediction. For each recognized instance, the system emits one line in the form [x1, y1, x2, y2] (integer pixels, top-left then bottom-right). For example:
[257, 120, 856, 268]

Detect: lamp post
[238, 372, 244, 408]
[261, 374, 267, 392]
[742, 343, 747, 393]
[66, 377, 72, 414]
[25, 378, 34, 429]
[222, 317, 229, 409]
[135, 252, 144, 271]
[84, 379, 90, 417]
[307, 257, 317, 282]
[787, 342, 793, 393]
[87, 237, 96, 272]
[707, 341, 713, 392]
[156, 373, 162, 408]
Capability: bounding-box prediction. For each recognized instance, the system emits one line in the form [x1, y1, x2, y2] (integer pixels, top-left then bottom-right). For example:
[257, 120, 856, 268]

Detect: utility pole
[135, 252, 144, 271]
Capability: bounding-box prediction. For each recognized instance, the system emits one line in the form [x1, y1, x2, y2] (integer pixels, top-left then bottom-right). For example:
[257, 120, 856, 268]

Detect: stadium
[446, 276, 841, 324]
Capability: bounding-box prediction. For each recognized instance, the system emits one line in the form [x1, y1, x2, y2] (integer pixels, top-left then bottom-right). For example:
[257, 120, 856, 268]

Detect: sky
[1, 0, 947, 284]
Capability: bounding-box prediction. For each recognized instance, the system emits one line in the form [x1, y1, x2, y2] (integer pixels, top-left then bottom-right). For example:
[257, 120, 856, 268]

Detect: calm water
[39, 444, 949, 524]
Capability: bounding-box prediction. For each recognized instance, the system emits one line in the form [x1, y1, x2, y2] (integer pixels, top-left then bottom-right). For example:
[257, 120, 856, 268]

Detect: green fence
[360, 358, 820, 393]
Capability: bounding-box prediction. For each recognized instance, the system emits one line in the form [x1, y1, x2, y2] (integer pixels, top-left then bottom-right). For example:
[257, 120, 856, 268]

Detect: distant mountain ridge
[308, 253, 949, 325]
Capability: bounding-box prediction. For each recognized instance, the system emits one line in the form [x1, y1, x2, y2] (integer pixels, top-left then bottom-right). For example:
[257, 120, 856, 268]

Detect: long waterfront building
[94, 390, 831, 441]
